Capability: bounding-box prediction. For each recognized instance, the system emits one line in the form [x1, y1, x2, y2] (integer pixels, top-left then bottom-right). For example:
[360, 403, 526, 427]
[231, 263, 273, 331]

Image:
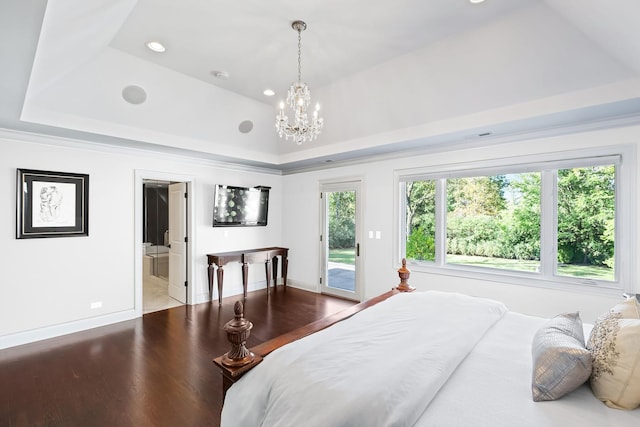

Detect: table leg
[216, 266, 224, 306]
[283, 253, 288, 288]
[272, 256, 279, 290]
[265, 259, 272, 294]
[207, 263, 214, 301]
[242, 262, 248, 299]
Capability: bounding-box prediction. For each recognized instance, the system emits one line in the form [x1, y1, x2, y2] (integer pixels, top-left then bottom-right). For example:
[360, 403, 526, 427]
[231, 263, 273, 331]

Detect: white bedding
[221, 291, 640, 427]
[221, 291, 507, 427]
[416, 312, 640, 427]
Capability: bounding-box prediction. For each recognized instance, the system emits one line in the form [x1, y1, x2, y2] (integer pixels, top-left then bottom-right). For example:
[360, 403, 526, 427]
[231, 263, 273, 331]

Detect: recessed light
[263, 89, 275, 97]
[146, 41, 166, 53]
[469, 0, 486, 3]
[210, 70, 230, 80]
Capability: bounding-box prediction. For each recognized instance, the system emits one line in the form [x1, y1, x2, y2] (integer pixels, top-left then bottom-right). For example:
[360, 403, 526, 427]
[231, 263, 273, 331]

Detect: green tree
[500, 173, 541, 260]
[557, 166, 615, 266]
[445, 175, 507, 258]
[405, 181, 436, 233]
[405, 167, 616, 272]
[328, 191, 355, 249]
[447, 175, 507, 217]
[406, 226, 435, 261]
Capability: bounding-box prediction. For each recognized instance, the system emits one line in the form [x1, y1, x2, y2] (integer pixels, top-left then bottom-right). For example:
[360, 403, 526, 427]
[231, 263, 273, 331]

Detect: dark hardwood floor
[0, 287, 355, 427]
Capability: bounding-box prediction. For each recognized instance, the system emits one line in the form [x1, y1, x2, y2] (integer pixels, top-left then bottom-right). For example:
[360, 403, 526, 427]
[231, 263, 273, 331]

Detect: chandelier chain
[297, 29, 302, 83]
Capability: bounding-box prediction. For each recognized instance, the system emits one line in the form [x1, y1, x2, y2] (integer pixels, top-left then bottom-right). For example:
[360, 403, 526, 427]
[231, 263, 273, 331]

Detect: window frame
[394, 146, 636, 296]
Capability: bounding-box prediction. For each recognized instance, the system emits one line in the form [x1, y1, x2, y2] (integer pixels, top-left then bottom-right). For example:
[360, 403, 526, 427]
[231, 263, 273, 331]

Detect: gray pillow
[531, 312, 593, 401]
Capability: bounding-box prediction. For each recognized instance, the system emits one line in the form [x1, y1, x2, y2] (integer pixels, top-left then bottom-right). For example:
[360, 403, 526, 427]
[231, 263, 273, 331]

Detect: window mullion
[399, 182, 407, 260]
[435, 178, 447, 266]
[539, 170, 557, 278]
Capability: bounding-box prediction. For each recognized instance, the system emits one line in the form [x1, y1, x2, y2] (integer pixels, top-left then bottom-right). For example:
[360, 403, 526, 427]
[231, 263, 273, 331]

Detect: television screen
[213, 185, 270, 227]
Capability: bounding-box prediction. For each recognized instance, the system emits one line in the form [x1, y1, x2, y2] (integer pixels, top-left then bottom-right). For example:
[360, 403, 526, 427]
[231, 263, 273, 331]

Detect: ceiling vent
[238, 120, 254, 134]
[122, 85, 147, 105]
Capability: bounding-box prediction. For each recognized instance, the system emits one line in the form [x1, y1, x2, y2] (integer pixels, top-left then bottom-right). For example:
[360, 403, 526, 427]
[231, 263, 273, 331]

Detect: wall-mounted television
[213, 185, 270, 227]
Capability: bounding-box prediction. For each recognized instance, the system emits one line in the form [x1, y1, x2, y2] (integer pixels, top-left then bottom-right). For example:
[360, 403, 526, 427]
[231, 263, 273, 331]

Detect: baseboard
[196, 279, 319, 304]
[285, 279, 319, 293]
[0, 309, 138, 350]
[194, 292, 213, 305]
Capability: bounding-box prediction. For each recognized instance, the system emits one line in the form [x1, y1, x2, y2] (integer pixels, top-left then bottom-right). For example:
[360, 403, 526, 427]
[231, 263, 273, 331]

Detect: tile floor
[143, 274, 183, 314]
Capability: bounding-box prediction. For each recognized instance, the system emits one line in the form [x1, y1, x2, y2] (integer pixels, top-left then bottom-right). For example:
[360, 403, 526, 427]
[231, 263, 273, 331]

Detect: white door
[168, 182, 187, 303]
[320, 180, 363, 301]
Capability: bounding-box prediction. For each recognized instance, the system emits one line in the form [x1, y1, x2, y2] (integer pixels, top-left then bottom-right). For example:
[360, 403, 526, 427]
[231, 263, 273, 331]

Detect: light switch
[375, 231, 381, 239]
[368, 231, 374, 239]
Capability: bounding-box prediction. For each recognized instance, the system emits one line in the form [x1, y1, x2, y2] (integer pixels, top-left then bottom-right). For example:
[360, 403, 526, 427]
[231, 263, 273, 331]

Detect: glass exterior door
[320, 181, 362, 300]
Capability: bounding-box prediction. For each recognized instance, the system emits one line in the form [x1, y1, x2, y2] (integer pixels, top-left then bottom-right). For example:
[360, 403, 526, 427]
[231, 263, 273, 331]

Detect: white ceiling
[3, 0, 640, 172]
[111, 0, 534, 104]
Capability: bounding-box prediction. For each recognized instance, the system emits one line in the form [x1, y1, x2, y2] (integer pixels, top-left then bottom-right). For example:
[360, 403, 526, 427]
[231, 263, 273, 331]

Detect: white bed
[220, 291, 640, 427]
[415, 311, 638, 426]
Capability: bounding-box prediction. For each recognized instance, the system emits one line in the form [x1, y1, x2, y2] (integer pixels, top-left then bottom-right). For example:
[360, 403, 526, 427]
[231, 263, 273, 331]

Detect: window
[556, 166, 616, 281]
[397, 148, 634, 293]
[445, 173, 541, 273]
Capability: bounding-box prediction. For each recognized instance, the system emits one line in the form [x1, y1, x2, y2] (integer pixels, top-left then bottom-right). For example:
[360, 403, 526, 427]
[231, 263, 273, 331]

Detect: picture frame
[16, 169, 89, 239]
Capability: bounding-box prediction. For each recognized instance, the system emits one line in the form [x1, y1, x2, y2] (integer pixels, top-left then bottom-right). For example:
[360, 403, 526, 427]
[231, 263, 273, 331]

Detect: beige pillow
[612, 296, 640, 318]
[532, 312, 592, 401]
[588, 298, 640, 410]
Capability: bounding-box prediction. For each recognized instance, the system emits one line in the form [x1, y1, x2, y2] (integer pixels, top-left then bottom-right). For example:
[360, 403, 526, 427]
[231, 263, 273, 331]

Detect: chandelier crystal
[275, 20, 323, 145]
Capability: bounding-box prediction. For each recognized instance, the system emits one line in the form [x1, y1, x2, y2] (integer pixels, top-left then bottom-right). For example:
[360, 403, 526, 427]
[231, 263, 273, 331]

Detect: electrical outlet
[90, 301, 102, 309]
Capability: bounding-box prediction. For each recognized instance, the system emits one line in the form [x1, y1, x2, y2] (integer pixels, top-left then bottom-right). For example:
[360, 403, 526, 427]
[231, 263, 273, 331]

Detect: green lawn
[447, 254, 614, 281]
[329, 248, 355, 265]
[331, 250, 614, 280]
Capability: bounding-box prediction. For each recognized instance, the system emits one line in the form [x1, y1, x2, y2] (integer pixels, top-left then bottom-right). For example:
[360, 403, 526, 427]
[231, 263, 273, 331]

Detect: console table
[207, 247, 289, 306]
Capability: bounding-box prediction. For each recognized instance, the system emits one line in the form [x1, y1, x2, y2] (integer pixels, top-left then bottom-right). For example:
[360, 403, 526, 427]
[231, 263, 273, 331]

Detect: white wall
[0, 132, 282, 348]
[282, 124, 640, 324]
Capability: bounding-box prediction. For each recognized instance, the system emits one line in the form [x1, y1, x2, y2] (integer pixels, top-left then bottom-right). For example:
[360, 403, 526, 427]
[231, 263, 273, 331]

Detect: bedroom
[1, 0, 640, 424]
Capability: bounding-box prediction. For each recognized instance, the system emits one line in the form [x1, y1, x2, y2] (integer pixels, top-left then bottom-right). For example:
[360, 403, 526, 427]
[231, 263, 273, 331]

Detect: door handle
[356, 243, 360, 256]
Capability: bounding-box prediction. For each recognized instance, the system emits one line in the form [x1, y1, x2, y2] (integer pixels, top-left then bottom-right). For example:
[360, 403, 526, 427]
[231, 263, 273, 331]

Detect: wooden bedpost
[221, 301, 255, 367]
[395, 258, 415, 292]
[214, 301, 263, 399]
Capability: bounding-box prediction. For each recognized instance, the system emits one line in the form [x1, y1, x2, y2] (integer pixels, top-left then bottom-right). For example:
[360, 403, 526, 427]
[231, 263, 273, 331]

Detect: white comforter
[221, 291, 507, 427]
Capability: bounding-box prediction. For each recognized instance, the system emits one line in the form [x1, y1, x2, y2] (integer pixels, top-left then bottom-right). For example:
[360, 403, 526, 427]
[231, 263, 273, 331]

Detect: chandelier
[275, 20, 324, 145]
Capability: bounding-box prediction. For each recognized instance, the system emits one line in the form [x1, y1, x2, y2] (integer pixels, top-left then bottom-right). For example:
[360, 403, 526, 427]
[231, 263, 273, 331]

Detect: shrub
[406, 227, 435, 261]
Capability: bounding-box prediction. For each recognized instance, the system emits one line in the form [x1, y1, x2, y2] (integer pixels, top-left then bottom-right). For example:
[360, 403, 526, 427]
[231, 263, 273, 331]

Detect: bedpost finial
[221, 300, 255, 367]
[396, 258, 415, 292]
[234, 300, 243, 319]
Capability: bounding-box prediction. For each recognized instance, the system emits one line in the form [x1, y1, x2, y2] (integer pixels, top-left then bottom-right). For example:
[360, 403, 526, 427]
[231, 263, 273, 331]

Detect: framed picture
[16, 169, 89, 239]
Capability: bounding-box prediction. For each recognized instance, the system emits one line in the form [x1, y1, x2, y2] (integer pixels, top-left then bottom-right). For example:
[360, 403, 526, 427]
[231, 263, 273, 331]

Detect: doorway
[141, 179, 188, 314]
[320, 179, 363, 301]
